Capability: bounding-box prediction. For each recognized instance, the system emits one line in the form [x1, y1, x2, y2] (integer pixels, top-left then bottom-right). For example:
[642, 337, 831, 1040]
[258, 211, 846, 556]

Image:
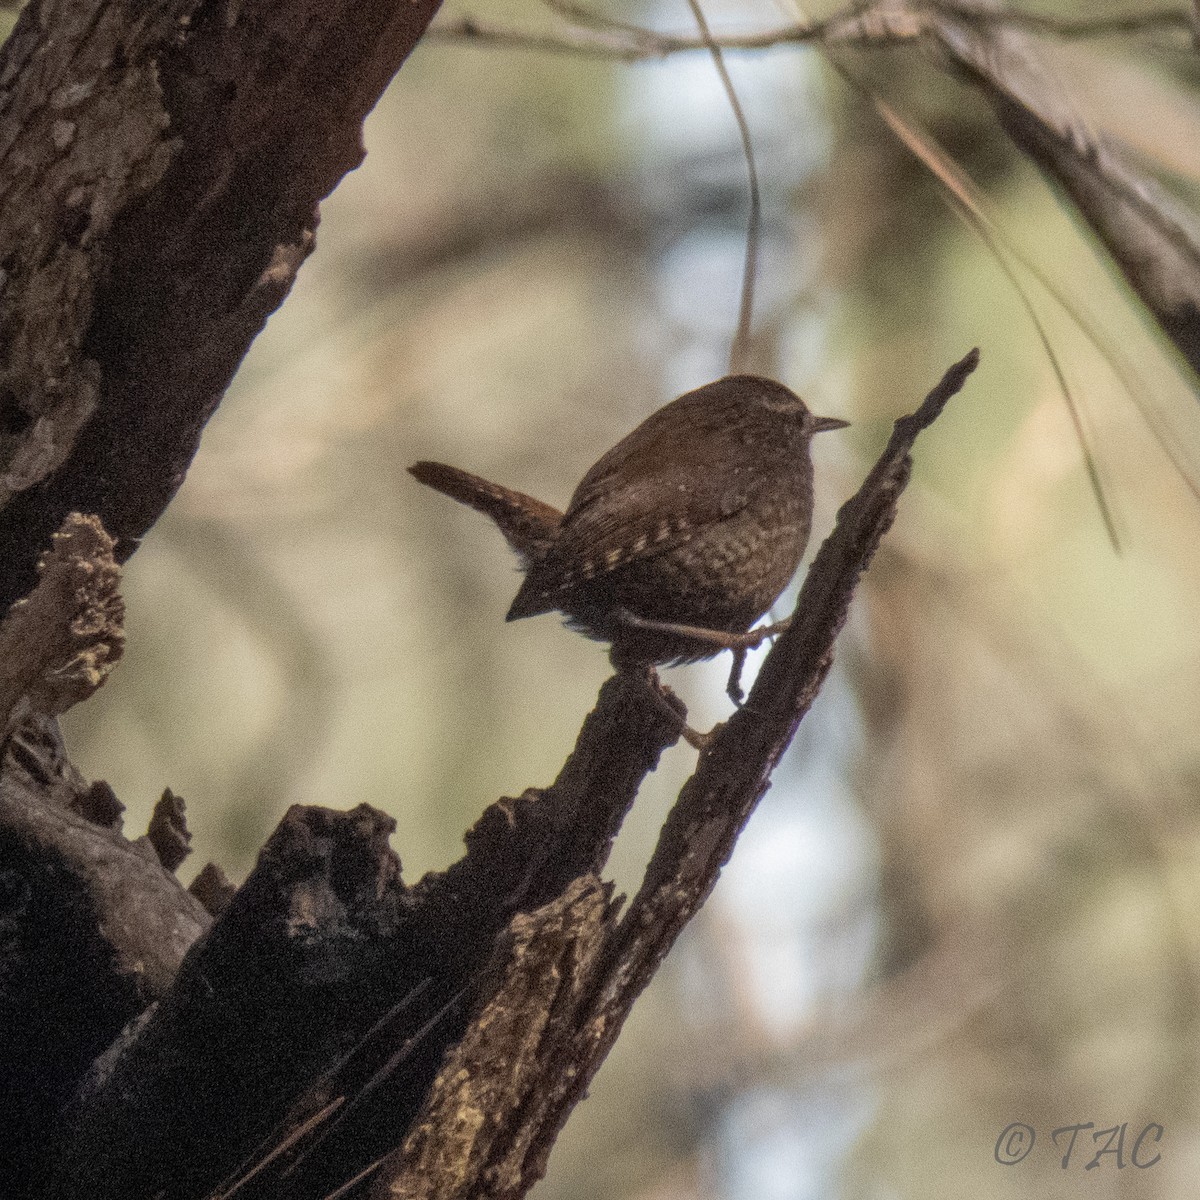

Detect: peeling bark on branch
[0, 511, 124, 736]
[379, 877, 619, 1200]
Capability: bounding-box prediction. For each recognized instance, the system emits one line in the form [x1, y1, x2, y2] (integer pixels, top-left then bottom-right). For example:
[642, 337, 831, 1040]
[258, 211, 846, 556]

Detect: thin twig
[428, 1, 1194, 60]
[680, 0, 761, 374]
[426, 9, 847, 59]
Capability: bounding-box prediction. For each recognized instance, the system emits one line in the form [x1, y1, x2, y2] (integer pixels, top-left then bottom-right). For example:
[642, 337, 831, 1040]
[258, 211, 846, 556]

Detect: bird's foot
[726, 648, 747, 706]
[630, 666, 719, 752]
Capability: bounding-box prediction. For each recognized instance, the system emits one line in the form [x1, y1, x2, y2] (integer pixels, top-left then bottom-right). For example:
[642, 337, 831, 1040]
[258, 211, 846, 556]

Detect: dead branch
[926, 4, 1200, 377]
[363, 350, 980, 1200]
[0, 715, 211, 1199]
[43, 673, 681, 1200]
[5, 350, 976, 1200]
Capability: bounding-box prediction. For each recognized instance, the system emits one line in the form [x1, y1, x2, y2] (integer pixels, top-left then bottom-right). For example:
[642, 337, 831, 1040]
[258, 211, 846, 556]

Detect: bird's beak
[811, 415, 850, 433]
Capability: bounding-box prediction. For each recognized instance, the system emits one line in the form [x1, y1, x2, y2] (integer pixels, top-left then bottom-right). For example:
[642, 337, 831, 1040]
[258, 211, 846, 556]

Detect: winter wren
[410, 374, 847, 678]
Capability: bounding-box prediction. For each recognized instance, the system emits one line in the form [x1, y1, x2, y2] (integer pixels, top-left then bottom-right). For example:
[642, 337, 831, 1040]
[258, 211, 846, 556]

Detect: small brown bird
[410, 374, 847, 699]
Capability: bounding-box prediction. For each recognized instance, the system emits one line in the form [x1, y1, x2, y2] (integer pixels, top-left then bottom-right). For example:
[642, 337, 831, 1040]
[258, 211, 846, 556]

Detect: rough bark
[0, 512, 124, 736]
[0, 0, 443, 613]
[0, 716, 211, 1198]
[38, 672, 680, 1200]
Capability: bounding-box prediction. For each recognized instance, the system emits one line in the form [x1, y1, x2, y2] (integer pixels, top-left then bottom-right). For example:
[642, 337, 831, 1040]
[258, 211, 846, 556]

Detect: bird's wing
[507, 439, 753, 619]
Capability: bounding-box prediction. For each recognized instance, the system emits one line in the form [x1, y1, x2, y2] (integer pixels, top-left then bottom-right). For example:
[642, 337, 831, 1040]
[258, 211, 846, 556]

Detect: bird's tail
[408, 461, 562, 566]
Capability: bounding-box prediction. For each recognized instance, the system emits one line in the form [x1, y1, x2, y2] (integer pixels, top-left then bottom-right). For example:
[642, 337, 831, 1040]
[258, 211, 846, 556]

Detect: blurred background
[52, 0, 1200, 1195]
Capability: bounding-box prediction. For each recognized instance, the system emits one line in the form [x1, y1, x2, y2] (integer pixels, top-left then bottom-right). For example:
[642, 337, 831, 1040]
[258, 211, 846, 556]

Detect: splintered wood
[0, 511, 124, 733]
